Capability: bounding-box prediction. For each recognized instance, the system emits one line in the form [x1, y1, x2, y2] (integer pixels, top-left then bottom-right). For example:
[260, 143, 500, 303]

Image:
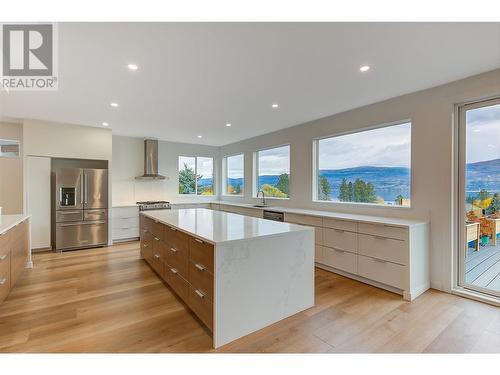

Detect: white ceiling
[1, 23, 500, 146]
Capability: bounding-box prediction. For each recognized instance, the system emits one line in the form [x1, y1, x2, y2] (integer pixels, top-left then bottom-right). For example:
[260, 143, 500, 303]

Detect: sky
[227, 153, 244, 178]
[318, 122, 411, 170]
[178, 156, 213, 178]
[466, 103, 500, 164]
[258, 145, 290, 175]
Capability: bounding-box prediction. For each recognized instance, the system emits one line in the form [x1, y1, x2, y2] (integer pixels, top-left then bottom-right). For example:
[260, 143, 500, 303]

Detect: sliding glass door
[458, 98, 500, 298]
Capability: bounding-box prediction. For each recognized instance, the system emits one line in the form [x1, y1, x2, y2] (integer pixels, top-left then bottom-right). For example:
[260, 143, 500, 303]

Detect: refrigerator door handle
[59, 221, 106, 227]
[80, 173, 84, 204]
[84, 173, 88, 204]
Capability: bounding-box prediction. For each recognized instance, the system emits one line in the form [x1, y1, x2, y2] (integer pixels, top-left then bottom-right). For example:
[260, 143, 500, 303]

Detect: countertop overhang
[141, 208, 313, 244]
[0, 214, 31, 236]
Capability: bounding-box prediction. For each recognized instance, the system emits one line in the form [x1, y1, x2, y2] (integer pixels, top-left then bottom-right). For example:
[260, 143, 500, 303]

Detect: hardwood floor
[0, 241, 498, 353]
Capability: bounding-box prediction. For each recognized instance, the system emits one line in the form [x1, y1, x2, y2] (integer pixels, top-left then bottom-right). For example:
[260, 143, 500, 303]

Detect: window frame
[177, 155, 215, 196]
[253, 144, 291, 200]
[312, 120, 412, 208]
[222, 153, 245, 197]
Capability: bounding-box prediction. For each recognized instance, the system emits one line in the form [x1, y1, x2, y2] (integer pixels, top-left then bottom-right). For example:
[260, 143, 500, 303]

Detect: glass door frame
[457, 96, 500, 300]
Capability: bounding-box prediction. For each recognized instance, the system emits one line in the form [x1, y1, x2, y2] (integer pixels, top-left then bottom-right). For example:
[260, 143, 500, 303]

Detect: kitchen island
[140, 208, 314, 348]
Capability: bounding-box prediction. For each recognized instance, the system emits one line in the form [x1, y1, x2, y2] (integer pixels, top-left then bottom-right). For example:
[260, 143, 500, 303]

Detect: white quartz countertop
[212, 200, 427, 227]
[142, 208, 312, 244]
[0, 214, 30, 235]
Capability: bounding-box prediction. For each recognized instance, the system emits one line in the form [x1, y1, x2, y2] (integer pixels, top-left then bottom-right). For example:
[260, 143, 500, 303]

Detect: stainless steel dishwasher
[263, 210, 284, 222]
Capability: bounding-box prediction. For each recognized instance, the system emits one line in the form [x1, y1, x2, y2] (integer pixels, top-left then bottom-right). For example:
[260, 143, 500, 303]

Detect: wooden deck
[466, 242, 500, 292]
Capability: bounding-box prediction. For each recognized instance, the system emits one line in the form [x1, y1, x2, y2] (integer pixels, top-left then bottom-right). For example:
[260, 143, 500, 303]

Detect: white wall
[0, 122, 23, 214]
[112, 135, 220, 206]
[219, 68, 500, 293]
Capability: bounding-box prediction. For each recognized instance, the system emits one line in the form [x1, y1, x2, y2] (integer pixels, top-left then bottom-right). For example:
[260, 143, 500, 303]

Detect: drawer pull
[154, 237, 160, 241]
[142, 229, 147, 233]
[154, 220, 159, 224]
[333, 229, 345, 233]
[194, 289, 205, 299]
[0, 254, 7, 261]
[170, 227, 177, 231]
[154, 254, 160, 259]
[143, 244, 149, 248]
[170, 268, 178, 274]
[120, 227, 131, 230]
[373, 236, 387, 240]
[194, 238, 203, 244]
[170, 247, 178, 253]
[194, 263, 206, 271]
[334, 249, 345, 254]
[373, 258, 387, 264]
[0, 278, 6, 286]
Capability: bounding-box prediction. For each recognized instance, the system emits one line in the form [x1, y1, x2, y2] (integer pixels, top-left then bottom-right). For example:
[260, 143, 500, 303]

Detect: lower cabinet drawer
[323, 228, 358, 253]
[358, 234, 408, 265]
[188, 261, 214, 301]
[358, 223, 408, 241]
[188, 286, 213, 331]
[315, 245, 323, 263]
[322, 246, 357, 274]
[165, 246, 189, 280]
[164, 266, 190, 302]
[189, 238, 214, 273]
[0, 270, 10, 303]
[112, 227, 139, 241]
[358, 255, 406, 289]
[0, 252, 10, 281]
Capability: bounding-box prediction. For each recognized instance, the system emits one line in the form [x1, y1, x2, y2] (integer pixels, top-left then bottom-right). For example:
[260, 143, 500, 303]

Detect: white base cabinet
[112, 206, 139, 242]
[284, 211, 429, 301]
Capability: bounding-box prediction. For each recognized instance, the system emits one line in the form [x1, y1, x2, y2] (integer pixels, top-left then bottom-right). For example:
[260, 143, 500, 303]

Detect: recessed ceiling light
[226, 123, 232, 127]
[127, 64, 138, 71]
[110, 102, 119, 108]
[102, 122, 109, 127]
[359, 65, 371, 72]
[197, 135, 202, 138]
[272, 103, 279, 108]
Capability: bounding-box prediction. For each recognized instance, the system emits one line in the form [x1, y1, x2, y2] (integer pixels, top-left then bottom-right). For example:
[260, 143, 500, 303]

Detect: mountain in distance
[219, 158, 500, 201]
[465, 158, 500, 195]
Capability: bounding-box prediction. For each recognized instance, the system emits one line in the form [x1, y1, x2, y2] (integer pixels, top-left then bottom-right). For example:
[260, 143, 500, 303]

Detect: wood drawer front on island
[358, 254, 406, 289]
[358, 223, 408, 241]
[188, 285, 213, 331]
[322, 246, 357, 275]
[152, 220, 164, 241]
[151, 237, 164, 276]
[140, 231, 152, 262]
[164, 242, 189, 279]
[188, 260, 214, 301]
[323, 228, 358, 253]
[189, 237, 214, 274]
[0, 250, 11, 303]
[164, 226, 189, 254]
[358, 234, 408, 265]
[0, 230, 10, 258]
[141, 215, 153, 233]
[164, 265, 190, 302]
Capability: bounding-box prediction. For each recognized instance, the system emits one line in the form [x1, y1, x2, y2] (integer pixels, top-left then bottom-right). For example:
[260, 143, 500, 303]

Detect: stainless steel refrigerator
[53, 168, 108, 251]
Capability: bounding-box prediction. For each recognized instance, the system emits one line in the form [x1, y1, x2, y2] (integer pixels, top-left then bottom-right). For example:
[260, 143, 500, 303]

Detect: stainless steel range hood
[135, 139, 166, 180]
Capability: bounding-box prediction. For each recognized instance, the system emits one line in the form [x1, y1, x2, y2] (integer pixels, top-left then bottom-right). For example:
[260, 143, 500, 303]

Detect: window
[314, 122, 411, 206]
[255, 145, 290, 198]
[224, 154, 244, 196]
[178, 156, 214, 195]
[0, 139, 20, 157]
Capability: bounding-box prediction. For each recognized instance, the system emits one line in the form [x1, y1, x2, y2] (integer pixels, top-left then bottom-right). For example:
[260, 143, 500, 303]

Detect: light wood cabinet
[140, 214, 215, 332]
[0, 218, 29, 305]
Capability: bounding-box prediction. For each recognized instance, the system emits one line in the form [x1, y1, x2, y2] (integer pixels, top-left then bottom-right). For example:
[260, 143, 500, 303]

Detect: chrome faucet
[257, 190, 266, 207]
